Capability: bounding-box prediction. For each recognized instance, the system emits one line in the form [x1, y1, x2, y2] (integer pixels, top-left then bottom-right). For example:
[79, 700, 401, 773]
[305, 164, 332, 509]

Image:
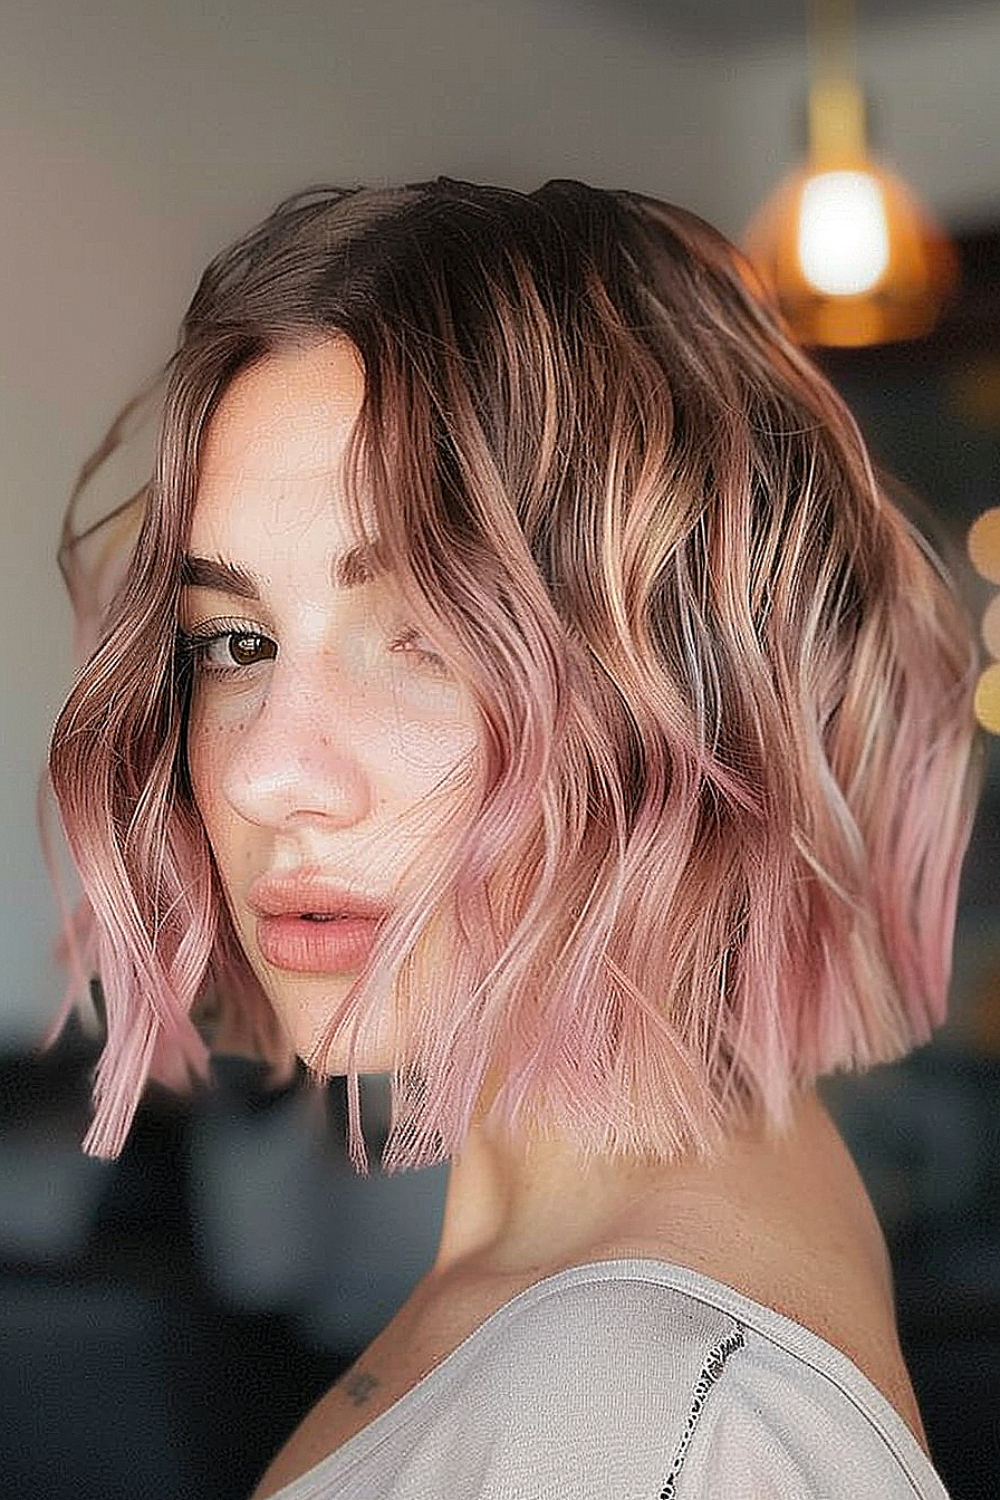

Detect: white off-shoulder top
[267, 1257, 951, 1499]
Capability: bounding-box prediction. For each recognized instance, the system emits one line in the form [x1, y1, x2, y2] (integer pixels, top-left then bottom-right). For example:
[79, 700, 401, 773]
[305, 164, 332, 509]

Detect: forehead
[194, 340, 367, 518]
[203, 340, 365, 457]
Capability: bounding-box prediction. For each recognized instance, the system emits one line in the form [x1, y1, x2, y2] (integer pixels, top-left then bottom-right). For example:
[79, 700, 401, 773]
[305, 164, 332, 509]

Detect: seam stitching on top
[658, 1319, 746, 1499]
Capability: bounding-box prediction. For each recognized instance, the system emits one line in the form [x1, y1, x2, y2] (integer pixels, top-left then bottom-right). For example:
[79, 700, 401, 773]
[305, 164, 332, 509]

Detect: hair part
[46, 176, 985, 1170]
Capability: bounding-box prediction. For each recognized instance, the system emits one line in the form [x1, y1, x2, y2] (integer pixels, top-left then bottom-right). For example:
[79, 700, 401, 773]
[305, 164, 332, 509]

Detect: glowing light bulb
[797, 170, 890, 295]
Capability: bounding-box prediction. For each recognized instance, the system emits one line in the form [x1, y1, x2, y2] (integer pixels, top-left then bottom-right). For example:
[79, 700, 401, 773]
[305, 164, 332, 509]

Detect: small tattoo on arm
[343, 1369, 379, 1407]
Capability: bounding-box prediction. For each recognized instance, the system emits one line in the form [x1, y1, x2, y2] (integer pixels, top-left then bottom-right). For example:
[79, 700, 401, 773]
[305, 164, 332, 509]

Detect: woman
[47, 177, 982, 1498]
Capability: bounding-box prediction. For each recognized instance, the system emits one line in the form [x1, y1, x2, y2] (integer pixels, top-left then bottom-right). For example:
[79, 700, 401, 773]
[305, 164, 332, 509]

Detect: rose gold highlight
[45, 178, 985, 1171]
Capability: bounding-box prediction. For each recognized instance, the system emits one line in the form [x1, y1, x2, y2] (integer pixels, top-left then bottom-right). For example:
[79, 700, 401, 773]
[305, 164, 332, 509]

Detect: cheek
[185, 700, 234, 846]
[384, 703, 480, 782]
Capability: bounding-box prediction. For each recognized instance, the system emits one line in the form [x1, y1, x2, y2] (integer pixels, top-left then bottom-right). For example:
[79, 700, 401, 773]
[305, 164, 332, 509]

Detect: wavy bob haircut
[46, 176, 984, 1171]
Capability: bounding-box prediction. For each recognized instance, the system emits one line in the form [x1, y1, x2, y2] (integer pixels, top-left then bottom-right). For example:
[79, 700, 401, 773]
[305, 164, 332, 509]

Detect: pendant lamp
[742, 0, 957, 347]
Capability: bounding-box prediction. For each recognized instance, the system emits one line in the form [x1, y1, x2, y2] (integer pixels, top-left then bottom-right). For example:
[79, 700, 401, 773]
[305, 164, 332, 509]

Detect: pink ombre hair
[45, 177, 985, 1171]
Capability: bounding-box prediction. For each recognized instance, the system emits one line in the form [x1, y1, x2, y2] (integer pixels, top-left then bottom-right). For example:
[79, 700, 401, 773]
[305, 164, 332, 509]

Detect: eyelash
[175, 617, 449, 679]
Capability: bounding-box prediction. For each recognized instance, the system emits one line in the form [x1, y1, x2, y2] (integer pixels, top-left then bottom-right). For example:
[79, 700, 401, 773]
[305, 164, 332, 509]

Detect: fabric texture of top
[268, 1257, 951, 1499]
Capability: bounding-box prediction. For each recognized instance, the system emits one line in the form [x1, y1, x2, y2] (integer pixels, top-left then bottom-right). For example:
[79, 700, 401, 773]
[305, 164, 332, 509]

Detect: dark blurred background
[2, 2, 999, 1498]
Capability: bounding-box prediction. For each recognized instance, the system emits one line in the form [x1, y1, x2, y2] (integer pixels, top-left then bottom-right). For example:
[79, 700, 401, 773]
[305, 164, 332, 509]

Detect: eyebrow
[179, 541, 387, 598]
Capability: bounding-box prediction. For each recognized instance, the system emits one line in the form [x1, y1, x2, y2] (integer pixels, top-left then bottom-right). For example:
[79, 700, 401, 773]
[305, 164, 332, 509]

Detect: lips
[246, 872, 392, 975]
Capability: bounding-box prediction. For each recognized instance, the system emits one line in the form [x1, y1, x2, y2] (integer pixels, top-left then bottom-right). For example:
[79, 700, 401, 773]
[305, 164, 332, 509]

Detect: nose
[215, 661, 375, 833]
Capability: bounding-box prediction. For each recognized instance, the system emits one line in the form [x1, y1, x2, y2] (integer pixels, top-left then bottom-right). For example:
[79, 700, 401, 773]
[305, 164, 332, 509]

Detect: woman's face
[181, 340, 478, 1067]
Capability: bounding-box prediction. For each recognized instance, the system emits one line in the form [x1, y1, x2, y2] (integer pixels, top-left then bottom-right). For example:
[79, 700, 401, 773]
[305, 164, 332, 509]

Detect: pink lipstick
[246, 872, 392, 975]
[255, 913, 383, 973]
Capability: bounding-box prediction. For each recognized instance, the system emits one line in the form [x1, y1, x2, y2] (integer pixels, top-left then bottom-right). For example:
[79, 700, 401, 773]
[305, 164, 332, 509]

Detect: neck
[429, 1085, 828, 1284]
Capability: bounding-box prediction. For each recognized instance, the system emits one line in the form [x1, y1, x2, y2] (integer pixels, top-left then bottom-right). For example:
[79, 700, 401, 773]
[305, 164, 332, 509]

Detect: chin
[235, 923, 401, 1073]
[266, 980, 400, 1078]
[285, 1014, 396, 1076]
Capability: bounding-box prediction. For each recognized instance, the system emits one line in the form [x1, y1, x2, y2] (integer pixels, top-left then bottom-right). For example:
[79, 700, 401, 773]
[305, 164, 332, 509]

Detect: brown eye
[228, 632, 273, 667]
[177, 620, 277, 677]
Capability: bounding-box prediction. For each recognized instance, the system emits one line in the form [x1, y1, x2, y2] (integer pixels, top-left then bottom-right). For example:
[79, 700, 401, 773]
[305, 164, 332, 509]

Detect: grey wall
[3, 0, 999, 1043]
